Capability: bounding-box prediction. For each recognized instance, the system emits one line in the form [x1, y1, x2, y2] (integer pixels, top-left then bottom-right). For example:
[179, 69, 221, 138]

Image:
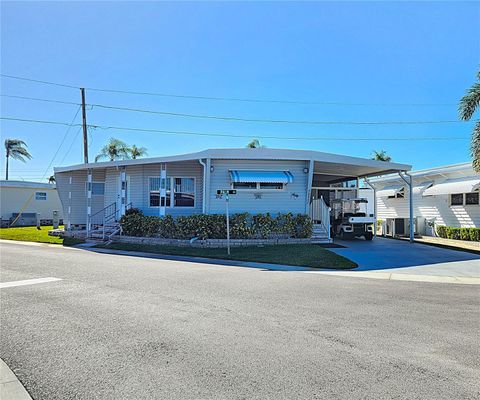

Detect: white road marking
[0, 277, 62, 289]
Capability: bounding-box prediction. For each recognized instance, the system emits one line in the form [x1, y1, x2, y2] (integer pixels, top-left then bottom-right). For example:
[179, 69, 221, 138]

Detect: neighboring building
[372, 162, 479, 236]
[0, 181, 64, 227]
[54, 148, 411, 241]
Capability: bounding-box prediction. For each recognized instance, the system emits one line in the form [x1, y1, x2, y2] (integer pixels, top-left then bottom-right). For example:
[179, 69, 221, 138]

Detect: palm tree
[459, 70, 480, 172]
[246, 139, 265, 148]
[130, 144, 148, 159]
[4, 139, 32, 180]
[371, 150, 392, 162]
[95, 138, 131, 162]
[48, 175, 56, 184]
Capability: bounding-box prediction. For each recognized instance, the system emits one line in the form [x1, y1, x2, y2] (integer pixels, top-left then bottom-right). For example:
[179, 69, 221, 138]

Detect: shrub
[435, 225, 480, 242]
[119, 212, 313, 240]
[294, 214, 314, 238]
[125, 207, 142, 216]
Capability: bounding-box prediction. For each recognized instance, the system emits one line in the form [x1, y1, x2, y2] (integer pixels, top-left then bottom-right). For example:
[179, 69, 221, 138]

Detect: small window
[259, 182, 284, 190]
[233, 182, 257, 190]
[91, 182, 105, 196]
[173, 178, 195, 207]
[465, 192, 479, 205]
[450, 193, 464, 206]
[35, 192, 47, 200]
[149, 177, 171, 207]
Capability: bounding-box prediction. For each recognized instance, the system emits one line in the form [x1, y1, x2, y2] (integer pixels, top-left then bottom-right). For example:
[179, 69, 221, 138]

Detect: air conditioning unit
[384, 217, 424, 237]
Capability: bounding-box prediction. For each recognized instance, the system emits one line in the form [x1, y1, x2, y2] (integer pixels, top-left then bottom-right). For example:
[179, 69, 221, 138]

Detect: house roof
[370, 162, 476, 184]
[54, 148, 411, 178]
[0, 180, 56, 189]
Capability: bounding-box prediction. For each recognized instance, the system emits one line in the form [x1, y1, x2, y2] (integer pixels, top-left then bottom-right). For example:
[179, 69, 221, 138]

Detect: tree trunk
[5, 153, 8, 180]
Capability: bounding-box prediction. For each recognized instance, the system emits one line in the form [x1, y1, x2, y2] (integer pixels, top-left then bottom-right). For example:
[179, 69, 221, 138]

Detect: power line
[0, 116, 470, 142]
[1, 94, 79, 106]
[90, 102, 467, 126]
[0, 74, 78, 89]
[2, 93, 468, 126]
[1, 73, 456, 107]
[41, 105, 81, 178]
[58, 126, 83, 166]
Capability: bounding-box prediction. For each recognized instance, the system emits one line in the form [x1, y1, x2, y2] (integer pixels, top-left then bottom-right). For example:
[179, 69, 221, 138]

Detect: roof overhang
[54, 148, 411, 178]
[423, 178, 480, 196]
[0, 180, 56, 189]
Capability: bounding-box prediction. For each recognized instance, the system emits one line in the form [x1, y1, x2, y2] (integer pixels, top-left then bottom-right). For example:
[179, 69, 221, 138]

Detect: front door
[117, 174, 130, 219]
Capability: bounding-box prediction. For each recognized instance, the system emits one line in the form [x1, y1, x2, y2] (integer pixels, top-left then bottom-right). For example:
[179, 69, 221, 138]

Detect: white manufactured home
[372, 162, 479, 237]
[0, 180, 64, 227]
[53, 148, 411, 242]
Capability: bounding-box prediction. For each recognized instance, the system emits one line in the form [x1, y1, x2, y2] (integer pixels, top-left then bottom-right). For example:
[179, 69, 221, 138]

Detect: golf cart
[330, 198, 375, 240]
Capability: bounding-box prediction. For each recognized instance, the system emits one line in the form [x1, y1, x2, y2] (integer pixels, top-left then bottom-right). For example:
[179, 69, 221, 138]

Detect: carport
[303, 152, 414, 242]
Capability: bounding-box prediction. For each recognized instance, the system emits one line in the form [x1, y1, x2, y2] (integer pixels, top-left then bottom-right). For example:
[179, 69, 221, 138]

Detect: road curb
[0, 359, 32, 400]
[306, 270, 480, 285]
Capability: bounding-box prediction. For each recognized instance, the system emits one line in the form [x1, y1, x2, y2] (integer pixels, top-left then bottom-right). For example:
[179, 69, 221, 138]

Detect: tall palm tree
[459, 70, 480, 172]
[246, 139, 265, 148]
[95, 138, 131, 162]
[371, 150, 392, 162]
[48, 175, 56, 184]
[4, 139, 32, 180]
[130, 144, 148, 159]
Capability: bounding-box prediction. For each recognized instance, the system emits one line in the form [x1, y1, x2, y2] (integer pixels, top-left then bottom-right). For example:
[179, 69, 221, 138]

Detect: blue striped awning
[229, 170, 294, 184]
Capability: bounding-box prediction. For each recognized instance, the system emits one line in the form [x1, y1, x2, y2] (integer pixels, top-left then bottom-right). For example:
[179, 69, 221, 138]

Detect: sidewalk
[0, 359, 32, 400]
[411, 236, 479, 253]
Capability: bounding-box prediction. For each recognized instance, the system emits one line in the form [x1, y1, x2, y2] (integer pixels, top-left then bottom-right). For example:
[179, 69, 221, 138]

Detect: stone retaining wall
[111, 235, 313, 248]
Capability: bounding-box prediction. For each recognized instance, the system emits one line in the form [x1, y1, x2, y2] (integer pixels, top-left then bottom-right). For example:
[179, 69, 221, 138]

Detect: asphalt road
[1, 241, 479, 400]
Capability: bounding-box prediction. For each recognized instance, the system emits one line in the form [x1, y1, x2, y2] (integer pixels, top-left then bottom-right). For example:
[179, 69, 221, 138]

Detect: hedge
[119, 211, 313, 240]
[436, 226, 480, 242]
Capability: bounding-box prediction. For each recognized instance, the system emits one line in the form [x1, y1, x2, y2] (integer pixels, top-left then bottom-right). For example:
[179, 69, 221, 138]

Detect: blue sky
[1, 1, 479, 181]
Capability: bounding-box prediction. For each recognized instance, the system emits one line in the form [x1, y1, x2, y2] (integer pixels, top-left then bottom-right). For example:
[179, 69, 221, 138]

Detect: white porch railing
[309, 196, 331, 240]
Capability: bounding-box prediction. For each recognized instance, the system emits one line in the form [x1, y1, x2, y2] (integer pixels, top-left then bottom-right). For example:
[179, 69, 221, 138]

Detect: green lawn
[0, 225, 64, 244]
[97, 242, 357, 269]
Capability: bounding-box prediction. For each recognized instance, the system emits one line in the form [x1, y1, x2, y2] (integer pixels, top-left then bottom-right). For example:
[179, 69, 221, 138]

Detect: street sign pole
[217, 189, 236, 256]
[225, 192, 230, 255]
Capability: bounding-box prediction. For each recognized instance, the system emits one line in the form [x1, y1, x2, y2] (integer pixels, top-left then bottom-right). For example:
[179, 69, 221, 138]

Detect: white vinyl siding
[376, 171, 480, 233]
[1, 186, 63, 222]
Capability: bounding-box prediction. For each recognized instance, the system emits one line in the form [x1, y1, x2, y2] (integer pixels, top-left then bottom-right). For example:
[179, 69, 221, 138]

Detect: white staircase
[86, 202, 125, 243]
[87, 223, 121, 243]
[311, 224, 331, 244]
[309, 195, 332, 244]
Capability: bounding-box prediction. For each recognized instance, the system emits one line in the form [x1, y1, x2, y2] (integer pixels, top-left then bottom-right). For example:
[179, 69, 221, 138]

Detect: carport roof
[54, 148, 411, 178]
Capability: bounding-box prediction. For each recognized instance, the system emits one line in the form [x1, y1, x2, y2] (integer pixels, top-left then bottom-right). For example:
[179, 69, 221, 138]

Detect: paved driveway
[331, 237, 480, 277]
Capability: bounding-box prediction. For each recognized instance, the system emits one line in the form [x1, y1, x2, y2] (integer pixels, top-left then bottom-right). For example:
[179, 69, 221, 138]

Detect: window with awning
[229, 170, 294, 190]
[422, 178, 480, 196]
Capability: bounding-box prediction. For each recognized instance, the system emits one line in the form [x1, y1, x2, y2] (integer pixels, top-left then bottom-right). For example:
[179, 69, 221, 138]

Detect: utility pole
[80, 88, 89, 164]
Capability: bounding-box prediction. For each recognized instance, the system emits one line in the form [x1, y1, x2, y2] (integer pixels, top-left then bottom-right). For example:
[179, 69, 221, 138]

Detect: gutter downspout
[306, 160, 314, 214]
[398, 171, 414, 243]
[199, 159, 207, 214]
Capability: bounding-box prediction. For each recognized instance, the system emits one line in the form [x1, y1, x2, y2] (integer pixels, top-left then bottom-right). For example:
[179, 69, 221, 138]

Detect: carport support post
[398, 171, 414, 243]
[86, 169, 92, 236]
[408, 173, 414, 243]
[364, 178, 377, 237]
